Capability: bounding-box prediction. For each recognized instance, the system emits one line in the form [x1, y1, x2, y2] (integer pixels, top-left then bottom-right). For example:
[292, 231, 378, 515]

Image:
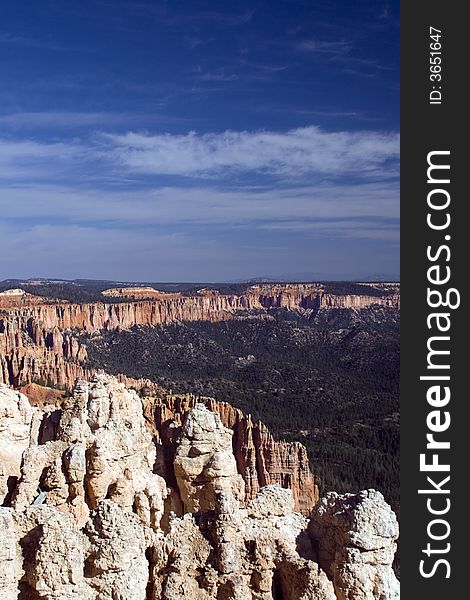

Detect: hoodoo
[0, 375, 399, 599]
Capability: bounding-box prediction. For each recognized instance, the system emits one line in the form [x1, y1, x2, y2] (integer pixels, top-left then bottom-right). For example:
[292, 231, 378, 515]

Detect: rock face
[310, 490, 400, 600]
[0, 385, 34, 504]
[0, 375, 399, 599]
[10, 376, 167, 531]
[173, 403, 245, 513]
[0, 510, 23, 600]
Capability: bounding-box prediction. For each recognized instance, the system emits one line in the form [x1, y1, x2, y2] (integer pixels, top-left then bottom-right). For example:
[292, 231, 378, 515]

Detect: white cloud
[0, 124, 399, 279]
[0, 112, 123, 129]
[297, 39, 353, 55]
[0, 125, 399, 183]
[104, 126, 399, 179]
[0, 111, 189, 131]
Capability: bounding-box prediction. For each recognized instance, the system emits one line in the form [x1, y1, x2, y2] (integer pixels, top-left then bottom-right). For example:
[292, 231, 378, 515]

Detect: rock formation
[310, 490, 400, 600]
[150, 393, 319, 514]
[0, 289, 26, 298]
[173, 403, 246, 513]
[0, 375, 399, 599]
[0, 386, 34, 504]
[102, 287, 182, 300]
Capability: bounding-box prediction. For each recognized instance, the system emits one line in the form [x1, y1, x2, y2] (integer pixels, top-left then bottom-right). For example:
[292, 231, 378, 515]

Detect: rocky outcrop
[0, 377, 399, 599]
[173, 403, 245, 513]
[0, 510, 23, 599]
[310, 490, 400, 600]
[0, 289, 62, 308]
[85, 500, 151, 600]
[10, 376, 167, 529]
[0, 289, 26, 298]
[0, 358, 318, 514]
[0, 313, 89, 389]
[150, 394, 319, 514]
[320, 294, 400, 310]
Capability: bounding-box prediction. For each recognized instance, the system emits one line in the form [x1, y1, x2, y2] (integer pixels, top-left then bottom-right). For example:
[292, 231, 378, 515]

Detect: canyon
[0, 375, 399, 599]
[0, 283, 400, 598]
[0, 284, 399, 390]
[0, 284, 399, 516]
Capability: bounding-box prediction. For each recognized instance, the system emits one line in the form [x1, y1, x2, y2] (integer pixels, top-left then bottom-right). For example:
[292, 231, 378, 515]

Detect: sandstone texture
[150, 393, 319, 514]
[0, 385, 35, 504]
[310, 490, 400, 600]
[0, 375, 399, 599]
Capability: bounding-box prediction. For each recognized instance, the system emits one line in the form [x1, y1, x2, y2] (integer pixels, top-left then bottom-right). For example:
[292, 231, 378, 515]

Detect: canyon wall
[0, 286, 399, 389]
[1, 287, 399, 335]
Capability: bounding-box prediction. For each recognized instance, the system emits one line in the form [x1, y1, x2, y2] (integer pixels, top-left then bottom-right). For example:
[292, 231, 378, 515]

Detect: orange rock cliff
[0, 286, 399, 389]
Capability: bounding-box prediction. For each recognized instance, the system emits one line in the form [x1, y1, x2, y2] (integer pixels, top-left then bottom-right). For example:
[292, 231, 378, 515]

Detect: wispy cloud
[184, 36, 212, 49]
[0, 125, 399, 187]
[0, 138, 87, 181]
[0, 195, 398, 281]
[103, 126, 398, 180]
[297, 39, 353, 56]
[0, 123, 399, 279]
[0, 31, 89, 52]
[124, 4, 254, 29]
[0, 111, 191, 130]
[0, 0, 399, 282]
[0, 31, 62, 50]
[0, 112, 124, 129]
[197, 10, 254, 27]
[259, 218, 399, 241]
[295, 37, 393, 78]
[238, 60, 289, 73]
[194, 68, 239, 82]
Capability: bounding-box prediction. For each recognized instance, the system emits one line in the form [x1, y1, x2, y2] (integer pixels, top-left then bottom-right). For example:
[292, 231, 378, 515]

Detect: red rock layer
[1, 289, 399, 333]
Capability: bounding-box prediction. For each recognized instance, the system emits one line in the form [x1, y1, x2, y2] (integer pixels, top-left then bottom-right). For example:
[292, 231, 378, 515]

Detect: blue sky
[0, 0, 399, 282]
